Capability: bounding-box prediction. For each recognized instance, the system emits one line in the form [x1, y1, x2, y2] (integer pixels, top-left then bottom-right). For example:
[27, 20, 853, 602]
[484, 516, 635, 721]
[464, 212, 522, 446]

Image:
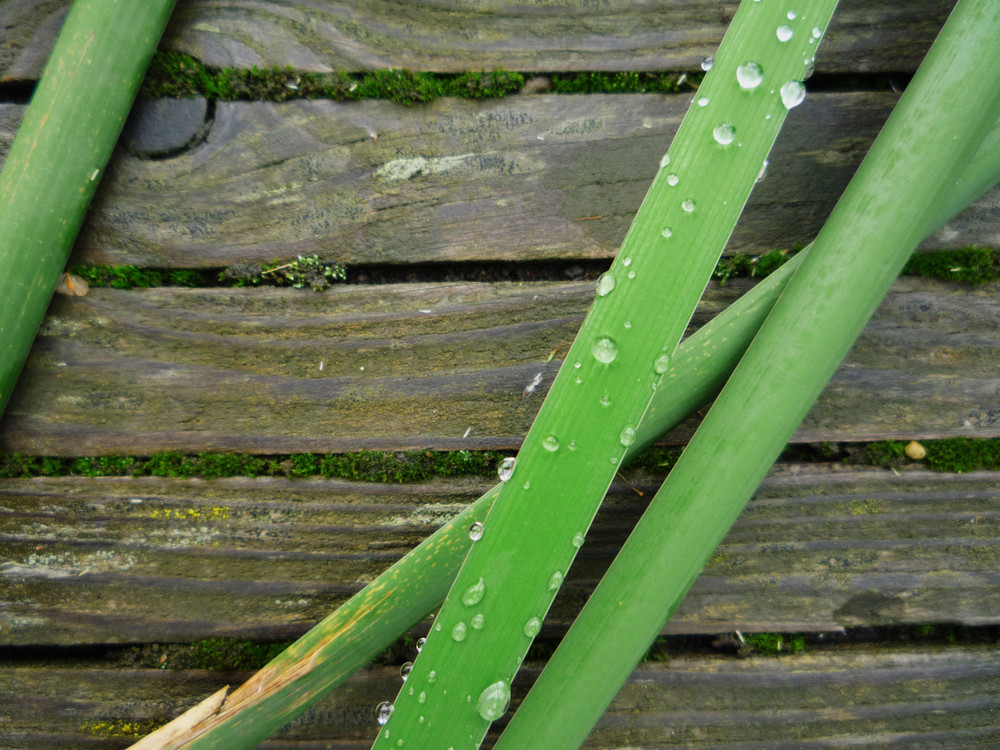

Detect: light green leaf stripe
[372, 2, 840, 748]
[496, 2, 1000, 747]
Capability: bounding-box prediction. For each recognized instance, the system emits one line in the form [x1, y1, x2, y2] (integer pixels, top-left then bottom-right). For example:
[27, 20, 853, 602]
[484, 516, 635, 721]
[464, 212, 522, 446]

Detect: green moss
[744, 632, 806, 655]
[856, 438, 1000, 473]
[548, 70, 696, 95]
[903, 246, 1000, 284]
[67, 264, 208, 289]
[128, 637, 291, 671]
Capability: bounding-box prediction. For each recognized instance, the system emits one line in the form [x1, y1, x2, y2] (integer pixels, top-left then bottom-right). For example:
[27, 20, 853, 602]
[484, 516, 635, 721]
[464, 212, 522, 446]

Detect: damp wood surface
[2, 643, 999, 749]
[0, 0, 957, 81]
[2, 93, 999, 268]
[1, 467, 998, 647]
[2, 275, 998, 456]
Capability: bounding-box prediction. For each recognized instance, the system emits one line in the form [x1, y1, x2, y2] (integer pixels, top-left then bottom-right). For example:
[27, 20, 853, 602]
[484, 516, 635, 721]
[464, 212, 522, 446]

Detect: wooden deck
[1, 1, 998, 747]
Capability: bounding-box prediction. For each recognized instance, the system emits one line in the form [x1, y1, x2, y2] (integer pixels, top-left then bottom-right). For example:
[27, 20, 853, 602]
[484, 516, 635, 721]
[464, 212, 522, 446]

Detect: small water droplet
[523, 617, 542, 638]
[462, 577, 486, 607]
[700, 55, 714, 71]
[653, 353, 671, 374]
[427, 670, 437, 683]
[660, 153, 671, 168]
[811, 26, 822, 39]
[591, 337, 618, 364]
[622, 256, 632, 267]
[779, 80, 805, 109]
[697, 96, 709, 107]
[572, 532, 585, 548]
[476, 681, 511, 722]
[776, 24, 794, 42]
[418, 691, 427, 704]
[756, 159, 769, 183]
[452, 621, 468, 641]
[600, 393, 612, 407]
[434, 622, 442, 632]
[497, 457, 516, 481]
[542, 435, 560, 452]
[624, 320, 632, 329]
[469, 521, 484, 541]
[713, 122, 735, 145]
[666, 173, 679, 186]
[376, 701, 394, 725]
[471, 613, 485, 629]
[787, 10, 797, 20]
[682, 198, 696, 213]
[736, 61, 763, 89]
[548, 570, 564, 590]
[523, 480, 531, 490]
[400, 662, 413, 681]
[619, 425, 637, 447]
[596, 272, 616, 297]
[416, 637, 426, 652]
[574, 361, 582, 369]
[568, 441, 577, 451]
[575, 376, 583, 384]
[627, 270, 636, 279]
[661, 226, 673, 238]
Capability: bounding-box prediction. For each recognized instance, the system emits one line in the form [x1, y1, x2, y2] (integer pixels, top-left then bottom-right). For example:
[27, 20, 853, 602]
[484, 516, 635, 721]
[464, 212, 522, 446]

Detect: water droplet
[600, 393, 612, 407]
[416, 637, 426, 652]
[568, 441, 577, 451]
[779, 80, 805, 109]
[697, 96, 709, 107]
[756, 159, 769, 183]
[591, 337, 618, 364]
[619, 425, 637, 447]
[400, 662, 413, 681]
[497, 457, 516, 481]
[624, 320, 632, 329]
[418, 691, 427, 704]
[736, 61, 763, 89]
[548, 570, 564, 590]
[661, 226, 673, 239]
[596, 272, 616, 297]
[803, 58, 815, 80]
[713, 122, 735, 145]
[666, 173, 679, 186]
[427, 671, 437, 684]
[523, 617, 542, 638]
[376, 701, 394, 725]
[575, 376, 583, 384]
[523, 480, 531, 490]
[471, 613, 485, 629]
[627, 270, 636, 279]
[452, 621, 468, 641]
[542, 435, 560, 452]
[776, 24, 794, 42]
[434, 622, 442, 632]
[572, 532, 585, 548]
[660, 153, 671, 168]
[700, 55, 714, 72]
[622, 256, 632, 267]
[682, 198, 696, 213]
[462, 577, 486, 607]
[811, 26, 822, 39]
[476, 681, 511, 722]
[469, 521, 484, 541]
[653, 353, 671, 374]
[574, 361, 582, 369]
[787, 10, 797, 20]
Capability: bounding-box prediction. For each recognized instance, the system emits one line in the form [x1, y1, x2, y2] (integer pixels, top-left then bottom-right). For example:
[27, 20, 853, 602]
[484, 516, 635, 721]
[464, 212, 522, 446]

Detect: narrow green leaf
[496, 3, 1000, 747]
[0, 0, 177, 418]
[372, 3, 840, 747]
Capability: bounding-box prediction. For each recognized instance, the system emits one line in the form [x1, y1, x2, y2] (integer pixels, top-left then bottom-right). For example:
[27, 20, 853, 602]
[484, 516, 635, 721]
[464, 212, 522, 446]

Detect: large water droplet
[700, 55, 715, 72]
[682, 198, 697, 213]
[400, 662, 413, 681]
[469, 521, 484, 541]
[592, 337, 618, 364]
[666, 173, 679, 186]
[462, 577, 486, 607]
[452, 621, 468, 641]
[736, 61, 763, 89]
[523, 617, 542, 638]
[542, 435, 560, 452]
[476, 681, 511, 722]
[497, 457, 516, 481]
[713, 122, 735, 145]
[619, 425, 637, 447]
[779, 80, 806, 109]
[596, 272, 616, 297]
[661, 226, 673, 239]
[697, 96, 709, 107]
[376, 701, 394, 725]
[471, 613, 485, 630]
[548, 570, 564, 591]
[572, 532, 585, 548]
[776, 24, 794, 42]
[653, 353, 671, 374]
[416, 637, 426, 652]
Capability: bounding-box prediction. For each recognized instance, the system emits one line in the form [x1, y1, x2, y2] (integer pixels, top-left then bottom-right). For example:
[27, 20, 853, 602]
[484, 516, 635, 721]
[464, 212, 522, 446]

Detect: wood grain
[2, 467, 998, 646]
[3, 93, 999, 267]
[2, 276, 997, 456]
[0, 0, 957, 80]
[2, 645, 999, 748]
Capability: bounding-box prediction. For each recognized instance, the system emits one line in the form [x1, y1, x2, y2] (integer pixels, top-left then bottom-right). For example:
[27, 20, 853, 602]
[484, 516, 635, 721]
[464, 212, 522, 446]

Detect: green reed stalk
[495, 2, 1000, 747]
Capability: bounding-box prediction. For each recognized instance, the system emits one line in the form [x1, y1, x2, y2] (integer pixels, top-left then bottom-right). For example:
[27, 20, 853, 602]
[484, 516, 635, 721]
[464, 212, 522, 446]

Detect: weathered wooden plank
[0, 0, 958, 80]
[2, 93, 999, 267]
[2, 468, 998, 646]
[2, 645, 999, 748]
[1, 276, 997, 456]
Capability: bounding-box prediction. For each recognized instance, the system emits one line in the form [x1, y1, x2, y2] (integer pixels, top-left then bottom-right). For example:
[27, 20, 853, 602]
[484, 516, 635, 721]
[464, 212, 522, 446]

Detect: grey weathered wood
[2, 277, 997, 456]
[2, 468, 998, 646]
[0, 0, 958, 80]
[2, 93, 999, 268]
[2, 645, 999, 748]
